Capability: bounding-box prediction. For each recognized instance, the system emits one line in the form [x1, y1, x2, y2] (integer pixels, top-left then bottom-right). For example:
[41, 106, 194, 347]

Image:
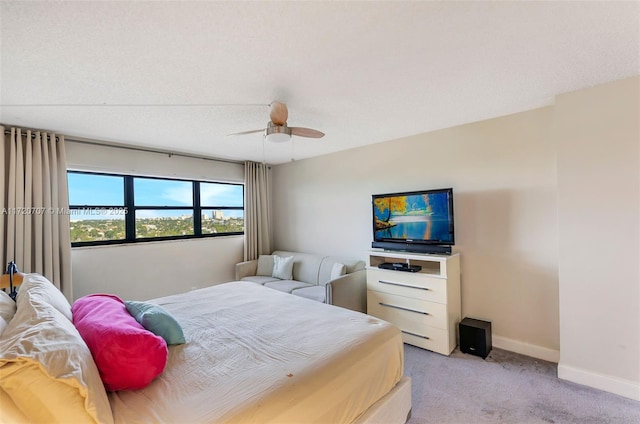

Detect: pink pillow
[72, 294, 168, 391]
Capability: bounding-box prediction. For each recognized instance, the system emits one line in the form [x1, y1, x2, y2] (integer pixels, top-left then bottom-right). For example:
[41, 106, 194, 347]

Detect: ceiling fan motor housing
[265, 121, 292, 142]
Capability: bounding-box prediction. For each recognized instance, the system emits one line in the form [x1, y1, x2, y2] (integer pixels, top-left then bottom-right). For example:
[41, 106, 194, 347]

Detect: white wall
[66, 142, 245, 301]
[66, 141, 243, 182]
[72, 236, 243, 300]
[271, 76, 640, 400]
[272, 106, 560, 361]
[556, 76, 640, 400]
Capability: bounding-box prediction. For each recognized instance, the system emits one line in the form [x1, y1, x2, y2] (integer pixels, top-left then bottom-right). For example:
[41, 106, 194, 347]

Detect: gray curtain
[244, 161, 271, 261]
[0, 126, 73, 299]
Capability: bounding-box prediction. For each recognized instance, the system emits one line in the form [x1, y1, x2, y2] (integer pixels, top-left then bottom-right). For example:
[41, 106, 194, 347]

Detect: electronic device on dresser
[378, 262, 422, 272]
[371, 188, 454, 255]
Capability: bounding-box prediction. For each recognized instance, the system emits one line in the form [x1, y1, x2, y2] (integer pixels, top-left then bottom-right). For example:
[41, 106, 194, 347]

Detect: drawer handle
[402, 330, 430, 340]
[378, 280, 430, 291]
[379, 302, 429, 315]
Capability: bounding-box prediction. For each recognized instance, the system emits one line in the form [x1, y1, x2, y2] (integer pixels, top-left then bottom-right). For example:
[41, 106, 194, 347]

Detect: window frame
[68, 171, 244, 247]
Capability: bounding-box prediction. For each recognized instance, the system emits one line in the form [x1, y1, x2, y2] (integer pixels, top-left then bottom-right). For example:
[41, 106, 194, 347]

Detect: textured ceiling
[1, 1, 638, 165]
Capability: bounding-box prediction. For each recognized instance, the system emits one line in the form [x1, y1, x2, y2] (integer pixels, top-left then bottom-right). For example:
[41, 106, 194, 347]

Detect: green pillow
[125, 301, 186, 345]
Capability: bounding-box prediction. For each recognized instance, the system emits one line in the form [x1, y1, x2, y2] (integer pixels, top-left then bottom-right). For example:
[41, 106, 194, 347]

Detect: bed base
[353, 376, 412, 424]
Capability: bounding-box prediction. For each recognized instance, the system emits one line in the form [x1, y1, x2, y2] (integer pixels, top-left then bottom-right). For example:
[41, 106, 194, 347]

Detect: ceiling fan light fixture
[265, 122, 292, 143]
[228, 101, 323, 142]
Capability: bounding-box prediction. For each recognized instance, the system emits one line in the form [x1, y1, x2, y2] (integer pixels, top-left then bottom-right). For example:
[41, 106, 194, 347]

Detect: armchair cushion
[291, 286, 326, 303]
[264, 280, 313, 294]
[241, 276, 280, 285]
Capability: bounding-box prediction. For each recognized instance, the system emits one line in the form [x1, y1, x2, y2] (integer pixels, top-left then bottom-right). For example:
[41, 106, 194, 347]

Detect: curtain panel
[243, 161, 271, 261]
[0, 126, 73, 299]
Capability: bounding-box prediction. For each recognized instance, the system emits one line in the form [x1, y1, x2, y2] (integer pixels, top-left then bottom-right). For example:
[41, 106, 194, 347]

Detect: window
[67, 171, 244, 246]
[200, 182, 244, 235]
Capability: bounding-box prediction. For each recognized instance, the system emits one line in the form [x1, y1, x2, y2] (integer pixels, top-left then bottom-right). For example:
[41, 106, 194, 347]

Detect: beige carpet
[404, 344, 640, 424]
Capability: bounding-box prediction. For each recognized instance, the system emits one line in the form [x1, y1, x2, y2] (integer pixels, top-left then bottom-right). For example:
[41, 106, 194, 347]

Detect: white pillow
[0, 290, 16, 325]
[330, 262, 346, 279]
[0, 282, 114, 424]
[0, 317, 8, 336]
[16, 274, 72, 321]
[256, 255, 275, 277]
[272, 256, 294, 280]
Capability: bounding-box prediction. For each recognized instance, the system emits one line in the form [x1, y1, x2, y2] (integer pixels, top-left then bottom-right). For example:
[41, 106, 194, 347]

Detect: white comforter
[109, 281, 404, 424]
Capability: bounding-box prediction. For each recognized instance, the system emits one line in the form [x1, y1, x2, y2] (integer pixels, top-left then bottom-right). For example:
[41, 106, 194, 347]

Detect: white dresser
[366, 250, 461, 355]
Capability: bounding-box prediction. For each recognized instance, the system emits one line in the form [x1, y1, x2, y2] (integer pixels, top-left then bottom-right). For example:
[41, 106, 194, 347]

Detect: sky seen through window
[68, 174, 243, 220]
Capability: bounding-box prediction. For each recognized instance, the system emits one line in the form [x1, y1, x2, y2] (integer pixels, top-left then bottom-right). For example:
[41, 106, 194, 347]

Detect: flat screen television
[371, 188, 454, 255]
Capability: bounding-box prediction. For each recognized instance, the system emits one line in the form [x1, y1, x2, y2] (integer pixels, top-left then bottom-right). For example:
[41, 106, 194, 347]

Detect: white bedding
[109, 281, 404, 423]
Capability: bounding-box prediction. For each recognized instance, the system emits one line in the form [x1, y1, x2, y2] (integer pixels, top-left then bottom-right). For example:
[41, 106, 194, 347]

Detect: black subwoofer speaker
[459, 317, 492, 359]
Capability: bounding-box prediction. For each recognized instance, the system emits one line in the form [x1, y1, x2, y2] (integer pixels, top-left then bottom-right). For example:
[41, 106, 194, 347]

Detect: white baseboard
[491, 336, 640, 401]
[492, 335, 560, 363]
[558, 363, 640, 401]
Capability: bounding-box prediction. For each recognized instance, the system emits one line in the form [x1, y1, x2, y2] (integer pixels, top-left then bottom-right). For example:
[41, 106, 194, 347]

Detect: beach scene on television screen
[374, 193, 452, 242]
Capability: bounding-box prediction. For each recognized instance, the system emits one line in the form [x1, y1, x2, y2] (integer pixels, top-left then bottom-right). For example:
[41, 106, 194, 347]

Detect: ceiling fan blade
[290, 127, 325, 138]
[269, 101, 288, 126]
[226, 128, 265, 136]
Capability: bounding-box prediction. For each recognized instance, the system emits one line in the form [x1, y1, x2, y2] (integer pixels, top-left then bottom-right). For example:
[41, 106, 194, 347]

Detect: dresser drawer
[401, 326, 452, 355]
[367, 290, 447, 330]
[366, 269, 447, 303]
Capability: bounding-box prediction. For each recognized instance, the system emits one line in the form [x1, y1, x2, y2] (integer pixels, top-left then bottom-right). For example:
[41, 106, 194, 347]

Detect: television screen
[372, 188, 454, 247]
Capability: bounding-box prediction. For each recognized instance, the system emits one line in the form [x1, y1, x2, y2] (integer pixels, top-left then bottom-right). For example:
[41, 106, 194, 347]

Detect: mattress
[109, 281, 404, 423]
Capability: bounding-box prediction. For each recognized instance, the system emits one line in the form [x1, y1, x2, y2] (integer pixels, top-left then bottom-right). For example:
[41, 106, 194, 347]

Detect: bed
[0, 277, 411, 423]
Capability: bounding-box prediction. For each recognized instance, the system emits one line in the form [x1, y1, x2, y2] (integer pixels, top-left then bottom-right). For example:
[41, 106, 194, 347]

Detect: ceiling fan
[228, 101, 324, 143]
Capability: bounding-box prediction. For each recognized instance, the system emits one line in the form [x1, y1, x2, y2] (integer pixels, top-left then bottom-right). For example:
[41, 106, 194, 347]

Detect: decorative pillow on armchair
[330, 262, 346, 279]
[272, 255, 294, 280]
[256, 255, 275, 276]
